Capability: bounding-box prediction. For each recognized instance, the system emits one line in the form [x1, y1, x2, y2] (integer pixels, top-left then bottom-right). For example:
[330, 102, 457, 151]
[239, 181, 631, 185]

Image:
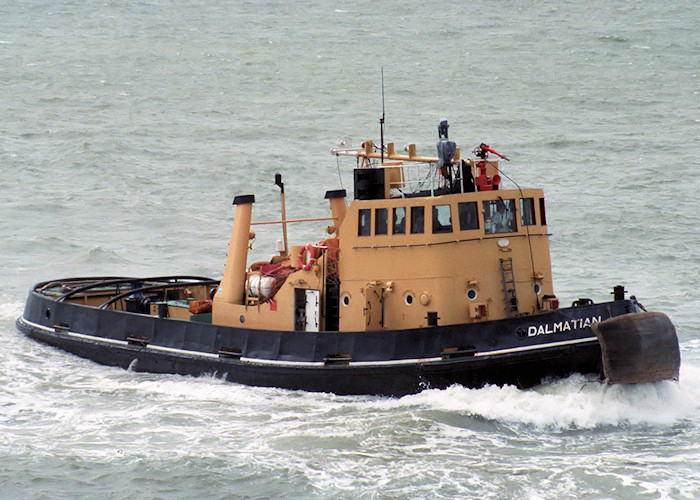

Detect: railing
[35, 276, 219, 310]
[98, 278, 219, 310]
[332, 141, 501, 198]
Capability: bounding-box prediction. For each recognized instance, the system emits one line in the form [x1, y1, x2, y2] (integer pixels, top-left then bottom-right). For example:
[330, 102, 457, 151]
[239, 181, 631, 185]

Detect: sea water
[1, 1, 699, 498]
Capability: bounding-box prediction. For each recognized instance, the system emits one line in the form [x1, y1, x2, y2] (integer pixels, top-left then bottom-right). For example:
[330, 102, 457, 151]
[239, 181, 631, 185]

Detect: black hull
[17, 287, 643, 396]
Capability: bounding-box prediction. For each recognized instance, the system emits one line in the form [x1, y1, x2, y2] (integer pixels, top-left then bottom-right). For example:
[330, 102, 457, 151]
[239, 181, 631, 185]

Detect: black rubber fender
[592, 312, 680, 384]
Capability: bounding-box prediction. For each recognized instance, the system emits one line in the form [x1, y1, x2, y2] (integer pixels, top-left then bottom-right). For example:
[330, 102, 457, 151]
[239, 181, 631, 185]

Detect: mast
[380, 68, 385, 164]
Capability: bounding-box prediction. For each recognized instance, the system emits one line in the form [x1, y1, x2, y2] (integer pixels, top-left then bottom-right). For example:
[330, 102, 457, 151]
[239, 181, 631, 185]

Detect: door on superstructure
[364, 284, 384, 331]
[294, 289, 320, 332]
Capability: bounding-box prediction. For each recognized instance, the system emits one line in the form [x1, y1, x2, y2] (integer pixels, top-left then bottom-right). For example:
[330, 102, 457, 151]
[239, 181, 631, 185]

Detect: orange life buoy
[298, 243, 317, 270]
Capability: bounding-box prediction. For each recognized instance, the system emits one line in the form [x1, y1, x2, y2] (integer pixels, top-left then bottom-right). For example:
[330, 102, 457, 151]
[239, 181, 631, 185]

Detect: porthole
[534, 283, 542, 295]
[404, 292, 415, 306]
[45, 309, 51, 320]
[239, 315, 245, 324]
[467, 288, 478, 301]
[341, 293, 350, 307]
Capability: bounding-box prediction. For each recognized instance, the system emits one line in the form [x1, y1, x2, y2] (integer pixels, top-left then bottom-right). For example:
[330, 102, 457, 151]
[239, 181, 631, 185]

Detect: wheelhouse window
[458, 202, 479, 230]
[358, 209, 371, 236]
[375, 208, 388, 235]
[539, 198, 547, 225]
[410, 206, 424, 234]
[393, 207, 406, 234]
[520, 198, 536, 226]
[432, 205, 452, 233]
[483, 199, 516, 234]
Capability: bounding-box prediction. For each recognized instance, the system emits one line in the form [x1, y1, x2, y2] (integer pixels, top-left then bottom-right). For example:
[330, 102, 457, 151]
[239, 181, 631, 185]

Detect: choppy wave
[0, 299, 24, 322]
[405, 371, 698, 429]
[2, 0, 699, 496]
[2, 315, 699, 498]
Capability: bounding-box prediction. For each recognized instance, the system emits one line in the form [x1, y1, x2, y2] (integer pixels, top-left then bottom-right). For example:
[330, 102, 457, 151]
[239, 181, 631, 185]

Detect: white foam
[0, 299, 24, 322]
[399, 366, 700, 429]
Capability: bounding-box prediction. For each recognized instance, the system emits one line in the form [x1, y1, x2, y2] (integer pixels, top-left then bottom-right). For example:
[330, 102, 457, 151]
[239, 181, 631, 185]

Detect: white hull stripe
[20, 317, 599, 368]
[473, 336, 598, 357]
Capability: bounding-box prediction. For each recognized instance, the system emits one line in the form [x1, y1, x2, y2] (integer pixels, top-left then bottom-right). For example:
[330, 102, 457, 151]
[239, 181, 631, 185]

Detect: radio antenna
[380, 68, 385, 163]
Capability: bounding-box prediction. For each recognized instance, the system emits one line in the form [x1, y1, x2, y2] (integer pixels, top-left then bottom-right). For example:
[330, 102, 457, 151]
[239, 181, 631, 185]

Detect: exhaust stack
[324, 189, 347, 232]
[214, 195, 255, 305]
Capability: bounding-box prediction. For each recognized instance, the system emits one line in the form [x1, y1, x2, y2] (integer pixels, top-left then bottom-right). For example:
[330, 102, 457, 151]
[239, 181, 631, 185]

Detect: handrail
[36, 276, 133, 293]
[251, 216, 336, 226]
[331, 141, 460, 164]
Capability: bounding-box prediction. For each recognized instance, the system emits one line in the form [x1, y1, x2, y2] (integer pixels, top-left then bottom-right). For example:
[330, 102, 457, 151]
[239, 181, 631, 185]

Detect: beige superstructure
[212, 139, 559, 332]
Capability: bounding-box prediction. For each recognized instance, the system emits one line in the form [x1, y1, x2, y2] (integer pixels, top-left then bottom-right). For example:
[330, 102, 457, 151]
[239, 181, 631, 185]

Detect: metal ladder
[324, 276, 340, 331]
[499, 258, 519, 317]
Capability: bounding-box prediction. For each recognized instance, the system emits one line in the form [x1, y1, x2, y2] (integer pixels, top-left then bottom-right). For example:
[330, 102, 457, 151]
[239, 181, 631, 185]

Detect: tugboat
[16, 119, 680, 396]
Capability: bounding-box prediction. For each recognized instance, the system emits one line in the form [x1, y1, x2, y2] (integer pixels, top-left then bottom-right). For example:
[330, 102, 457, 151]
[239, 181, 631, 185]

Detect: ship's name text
[528, 316, 602, 337]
